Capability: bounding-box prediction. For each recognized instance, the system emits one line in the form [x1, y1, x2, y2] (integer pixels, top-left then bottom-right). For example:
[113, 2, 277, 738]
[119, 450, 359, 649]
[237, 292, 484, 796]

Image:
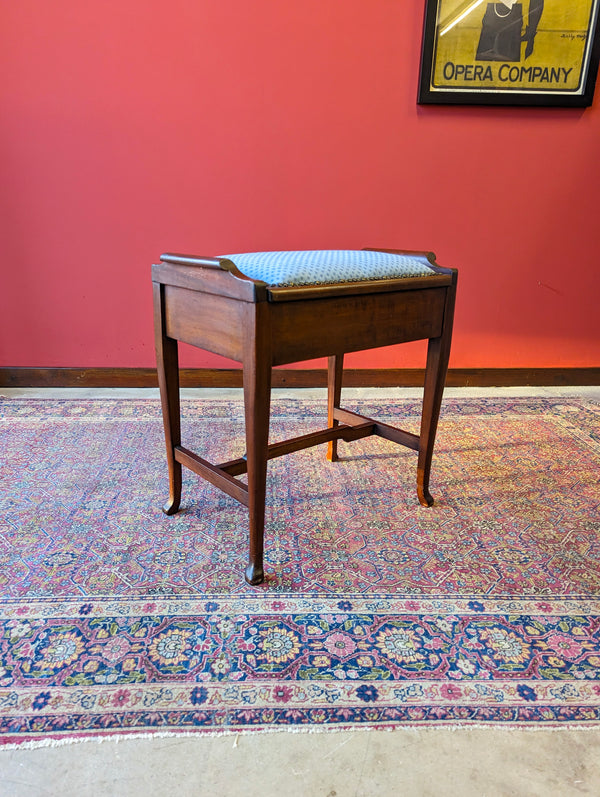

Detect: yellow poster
[419, 0, 600, 104]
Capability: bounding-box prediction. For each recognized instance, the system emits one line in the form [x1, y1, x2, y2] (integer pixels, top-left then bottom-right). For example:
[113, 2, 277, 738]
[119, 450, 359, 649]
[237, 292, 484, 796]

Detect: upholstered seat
[221, 250, 437, 287]
[152, 247, 457, 585]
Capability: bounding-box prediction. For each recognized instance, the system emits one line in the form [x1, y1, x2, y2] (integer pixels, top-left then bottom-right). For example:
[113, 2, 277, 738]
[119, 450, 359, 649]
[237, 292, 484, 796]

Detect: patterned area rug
[1, 395, 599, 745]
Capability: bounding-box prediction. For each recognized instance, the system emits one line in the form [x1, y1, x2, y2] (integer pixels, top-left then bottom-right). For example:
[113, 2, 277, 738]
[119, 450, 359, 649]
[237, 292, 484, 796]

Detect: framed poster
[418, 1, 600, 105]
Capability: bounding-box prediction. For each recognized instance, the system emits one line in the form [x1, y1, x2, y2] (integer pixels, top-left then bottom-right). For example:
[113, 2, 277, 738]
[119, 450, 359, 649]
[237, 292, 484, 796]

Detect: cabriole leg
[153, 282, 182, 515]
[417, 334, 451, 507]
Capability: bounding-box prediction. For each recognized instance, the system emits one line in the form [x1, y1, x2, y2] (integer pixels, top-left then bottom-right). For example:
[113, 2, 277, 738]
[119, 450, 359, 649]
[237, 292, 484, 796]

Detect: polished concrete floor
[2, 387, 600, 796]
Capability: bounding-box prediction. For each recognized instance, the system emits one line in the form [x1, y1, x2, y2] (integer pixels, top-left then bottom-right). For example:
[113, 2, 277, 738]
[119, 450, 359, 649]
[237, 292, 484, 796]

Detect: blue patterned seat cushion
[221, 250, 436, 287]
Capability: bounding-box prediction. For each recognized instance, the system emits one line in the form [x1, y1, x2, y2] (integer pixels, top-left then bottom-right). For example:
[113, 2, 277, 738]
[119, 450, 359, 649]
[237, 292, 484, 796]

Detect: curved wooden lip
[160, 252, 269, 287]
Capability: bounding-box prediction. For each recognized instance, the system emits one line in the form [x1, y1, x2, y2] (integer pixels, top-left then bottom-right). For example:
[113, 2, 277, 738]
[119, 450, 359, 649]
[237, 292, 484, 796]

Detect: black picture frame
[418, 0, 600, 106]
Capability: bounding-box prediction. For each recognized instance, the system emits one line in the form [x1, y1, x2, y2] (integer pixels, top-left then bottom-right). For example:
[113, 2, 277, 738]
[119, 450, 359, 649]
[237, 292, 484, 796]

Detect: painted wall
[2, 1, 599, 371]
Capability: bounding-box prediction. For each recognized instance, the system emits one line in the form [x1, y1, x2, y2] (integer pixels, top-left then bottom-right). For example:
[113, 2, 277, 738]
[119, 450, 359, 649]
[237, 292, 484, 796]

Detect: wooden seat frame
[152, 248, 458, 585]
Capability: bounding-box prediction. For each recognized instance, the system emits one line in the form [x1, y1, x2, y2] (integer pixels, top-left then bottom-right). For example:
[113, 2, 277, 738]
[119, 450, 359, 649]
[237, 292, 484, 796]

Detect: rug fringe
[4, 721, 600, 751]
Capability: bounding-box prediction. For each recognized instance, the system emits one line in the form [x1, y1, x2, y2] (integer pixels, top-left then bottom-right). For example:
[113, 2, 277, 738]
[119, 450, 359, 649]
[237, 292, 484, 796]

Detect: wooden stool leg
[417, 331, 453, 507]
[243, 308, 272, 586]
[153, 283, 182, 515]
[327, 354, 344, 462]
[417, 276, 456, 507]
[418, 337, 444, 506]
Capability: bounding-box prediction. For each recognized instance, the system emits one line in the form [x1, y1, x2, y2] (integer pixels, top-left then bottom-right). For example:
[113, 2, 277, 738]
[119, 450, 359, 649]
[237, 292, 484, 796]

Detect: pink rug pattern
[0, 396, 599, 742]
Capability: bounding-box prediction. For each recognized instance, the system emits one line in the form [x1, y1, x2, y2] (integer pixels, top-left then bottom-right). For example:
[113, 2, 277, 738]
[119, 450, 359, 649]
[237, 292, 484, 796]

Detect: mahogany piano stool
[152, 249, 458, 585]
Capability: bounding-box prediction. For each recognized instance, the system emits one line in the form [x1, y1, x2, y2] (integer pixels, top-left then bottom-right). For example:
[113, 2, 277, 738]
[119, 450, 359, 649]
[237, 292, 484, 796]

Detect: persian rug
[1, 394, 599, 746]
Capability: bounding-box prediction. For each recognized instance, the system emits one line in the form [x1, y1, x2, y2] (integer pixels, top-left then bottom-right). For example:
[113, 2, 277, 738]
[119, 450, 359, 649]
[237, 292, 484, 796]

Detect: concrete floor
[3, 727, 600, 797]
[2, 386, 600, 796]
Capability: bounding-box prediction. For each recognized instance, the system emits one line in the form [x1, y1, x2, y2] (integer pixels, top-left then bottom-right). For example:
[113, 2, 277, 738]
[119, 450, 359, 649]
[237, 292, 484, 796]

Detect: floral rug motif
[1, 396, 599, 744]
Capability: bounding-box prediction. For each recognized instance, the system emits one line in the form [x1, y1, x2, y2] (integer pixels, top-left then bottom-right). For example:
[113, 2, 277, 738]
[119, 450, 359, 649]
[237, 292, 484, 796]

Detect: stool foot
[417, 470, 434, 507]
[162, 496, 181, 515]
[417, 487, 434, 507]
[326, 445, 339, 463]
[245, 562, 265, 585]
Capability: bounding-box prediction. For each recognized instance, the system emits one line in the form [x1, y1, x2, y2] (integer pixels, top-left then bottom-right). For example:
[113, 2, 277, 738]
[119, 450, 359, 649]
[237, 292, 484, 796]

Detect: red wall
[2, 1, 599, 370]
